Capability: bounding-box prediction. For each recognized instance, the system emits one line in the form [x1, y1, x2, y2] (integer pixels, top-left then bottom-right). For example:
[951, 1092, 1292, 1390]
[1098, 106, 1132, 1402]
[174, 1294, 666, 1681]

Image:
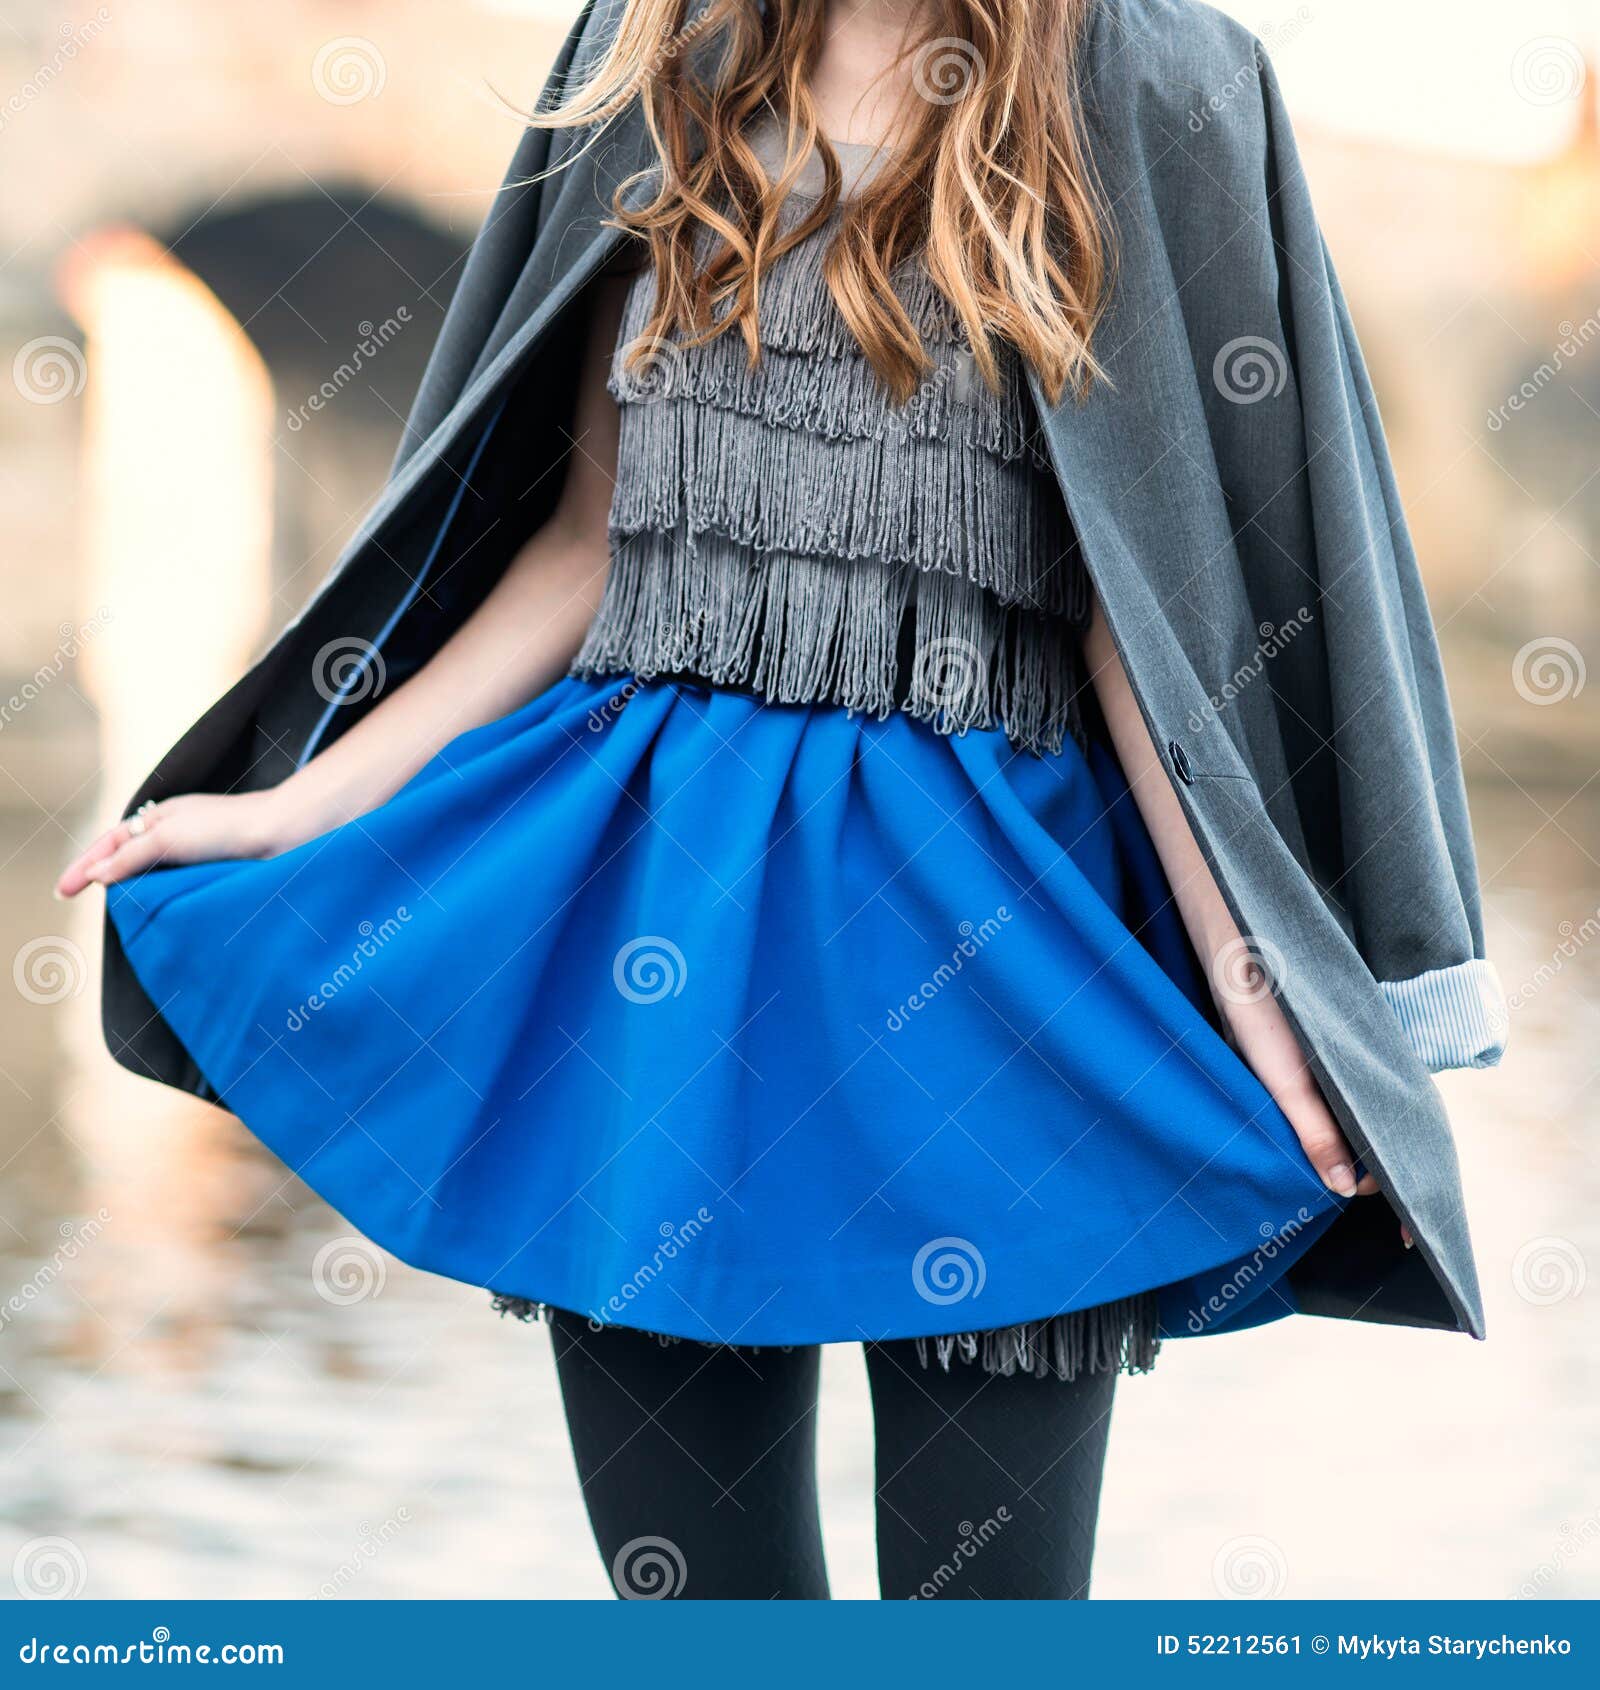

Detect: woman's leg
[864, 1340, 1117, 1600]
[548, 1309, 830, 1599]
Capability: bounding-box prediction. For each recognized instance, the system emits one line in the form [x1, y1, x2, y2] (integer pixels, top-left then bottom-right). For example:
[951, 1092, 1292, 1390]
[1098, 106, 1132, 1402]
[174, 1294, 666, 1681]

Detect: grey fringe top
[572, 127, 1089, 756]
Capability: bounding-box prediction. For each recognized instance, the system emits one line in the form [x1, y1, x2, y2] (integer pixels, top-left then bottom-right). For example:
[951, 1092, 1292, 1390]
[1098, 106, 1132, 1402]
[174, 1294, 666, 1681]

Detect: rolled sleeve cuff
[1379, 959, 1508, 1073]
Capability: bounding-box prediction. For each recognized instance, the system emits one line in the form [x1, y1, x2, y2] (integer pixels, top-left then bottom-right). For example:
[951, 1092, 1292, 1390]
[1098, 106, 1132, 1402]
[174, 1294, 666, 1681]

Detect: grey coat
[100, 0, 1506, 1338]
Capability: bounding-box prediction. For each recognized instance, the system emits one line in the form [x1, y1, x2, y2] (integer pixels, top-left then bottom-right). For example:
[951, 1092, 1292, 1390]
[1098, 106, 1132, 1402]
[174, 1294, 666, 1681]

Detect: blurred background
[0, 0, 1596, 1601]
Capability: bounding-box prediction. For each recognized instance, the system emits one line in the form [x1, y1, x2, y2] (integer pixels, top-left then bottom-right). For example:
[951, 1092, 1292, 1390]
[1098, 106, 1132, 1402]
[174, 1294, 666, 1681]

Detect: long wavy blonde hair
[534, 0, 1108, 405]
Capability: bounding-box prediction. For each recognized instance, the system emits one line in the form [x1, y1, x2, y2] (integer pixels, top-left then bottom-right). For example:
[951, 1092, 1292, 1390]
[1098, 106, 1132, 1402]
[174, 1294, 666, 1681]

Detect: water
[1, 783, 1595, 1601]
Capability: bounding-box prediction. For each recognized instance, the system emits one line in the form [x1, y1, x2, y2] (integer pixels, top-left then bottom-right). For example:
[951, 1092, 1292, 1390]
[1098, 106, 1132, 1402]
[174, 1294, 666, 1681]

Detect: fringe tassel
[616, 304, 1046, 468]
[609, 400, 1083, 616]
[912, 1294, 1163, 1381]
[574, 527, 1087, 755]
[629, 198, 968, 363]
[492, 1292, 1161, 1380]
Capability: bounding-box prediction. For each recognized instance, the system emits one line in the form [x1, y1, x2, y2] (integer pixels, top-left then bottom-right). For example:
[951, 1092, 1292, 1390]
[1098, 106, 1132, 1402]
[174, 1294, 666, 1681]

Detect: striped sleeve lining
[1379, 960, 1508, 1073]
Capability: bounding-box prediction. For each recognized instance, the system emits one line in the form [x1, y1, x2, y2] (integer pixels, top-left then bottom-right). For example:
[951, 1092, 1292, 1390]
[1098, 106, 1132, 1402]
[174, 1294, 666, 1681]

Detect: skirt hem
[490, 1290, 1162, 1381]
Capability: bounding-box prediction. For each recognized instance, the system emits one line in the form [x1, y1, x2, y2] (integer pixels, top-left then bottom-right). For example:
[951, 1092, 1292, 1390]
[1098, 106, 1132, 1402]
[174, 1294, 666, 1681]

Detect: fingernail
[1325, 1162, 1357, 1197]
[51, 887, 67, 902]
[1402, 1234, 1414, 1250]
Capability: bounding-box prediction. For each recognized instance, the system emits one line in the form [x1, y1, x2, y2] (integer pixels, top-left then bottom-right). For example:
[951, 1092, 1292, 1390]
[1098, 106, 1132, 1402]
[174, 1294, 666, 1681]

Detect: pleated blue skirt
[107, 674, 1342, 1350]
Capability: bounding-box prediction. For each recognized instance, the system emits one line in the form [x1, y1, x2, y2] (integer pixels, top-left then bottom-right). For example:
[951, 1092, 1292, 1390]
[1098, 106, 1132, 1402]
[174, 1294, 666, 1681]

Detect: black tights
[549, 1311, 1116, 1600]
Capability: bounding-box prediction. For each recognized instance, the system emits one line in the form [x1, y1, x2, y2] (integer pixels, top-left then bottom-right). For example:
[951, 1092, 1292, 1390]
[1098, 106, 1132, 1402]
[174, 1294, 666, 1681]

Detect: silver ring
[127, 800, 158, 837]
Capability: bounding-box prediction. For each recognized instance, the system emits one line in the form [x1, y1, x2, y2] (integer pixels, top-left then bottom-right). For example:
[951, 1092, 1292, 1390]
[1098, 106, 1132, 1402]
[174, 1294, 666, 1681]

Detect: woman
[62, 0, 1505, 1600]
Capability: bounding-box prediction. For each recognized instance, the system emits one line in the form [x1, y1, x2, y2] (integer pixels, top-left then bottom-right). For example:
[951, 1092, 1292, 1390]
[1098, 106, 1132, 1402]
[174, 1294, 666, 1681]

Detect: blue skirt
[107, 674, 1342, 1355]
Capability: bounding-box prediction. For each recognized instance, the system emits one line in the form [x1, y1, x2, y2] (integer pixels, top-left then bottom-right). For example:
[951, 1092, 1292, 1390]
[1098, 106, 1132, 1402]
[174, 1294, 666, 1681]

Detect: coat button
[1168, 740, 1193, 785]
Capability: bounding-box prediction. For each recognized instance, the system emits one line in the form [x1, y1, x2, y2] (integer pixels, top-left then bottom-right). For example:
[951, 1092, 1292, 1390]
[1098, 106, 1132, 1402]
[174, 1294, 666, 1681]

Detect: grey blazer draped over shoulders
[100, 0, 1506, 1340]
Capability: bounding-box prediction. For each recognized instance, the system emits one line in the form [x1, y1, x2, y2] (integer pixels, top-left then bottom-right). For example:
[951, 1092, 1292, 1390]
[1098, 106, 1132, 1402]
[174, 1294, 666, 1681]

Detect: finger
[56, 822, 133, 899]
[1289, 1115, 1361, 1199]
[84, 828, 169, 888]
[1400, 1222, 1414, 1251]
[1353, 1171, 1381, 1197]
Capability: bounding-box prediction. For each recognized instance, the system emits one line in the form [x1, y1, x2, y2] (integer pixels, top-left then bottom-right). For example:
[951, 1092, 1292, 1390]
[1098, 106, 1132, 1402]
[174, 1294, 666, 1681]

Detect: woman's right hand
[55, 789, 308, 899]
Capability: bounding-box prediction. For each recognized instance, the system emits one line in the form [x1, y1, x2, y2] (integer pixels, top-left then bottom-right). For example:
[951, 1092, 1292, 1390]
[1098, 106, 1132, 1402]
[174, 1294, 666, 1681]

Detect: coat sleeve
[1248, 42, 1506, 1070]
